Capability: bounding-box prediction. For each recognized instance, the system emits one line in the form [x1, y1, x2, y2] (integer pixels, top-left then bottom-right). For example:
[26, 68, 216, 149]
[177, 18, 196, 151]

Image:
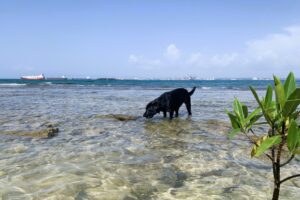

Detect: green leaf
[273, 75, 286, 110]
[245, 108, 261, 123]
[284, 72, 296, 98]
[233, 98, 245, 124]
[265, 101, 278, 121]
[253, 121, 268, 126]
[291, 111, 300, 121]
[294, 150, 300, 154]
[244, 108, 262, 130]
[242, 105, 248, 118]
[254, 135, 282, 157]
[248, 113, 263, 128]
[298, 129, 300, 146]
[264, 85, 273, 107]
[250, 86, 264, 109]
[250, 86, 273, 125]
[226, 111, 240, 129]
[287, 120, 299, 153]
[282, 88, 300, 117]
[228, 128, 241, 139]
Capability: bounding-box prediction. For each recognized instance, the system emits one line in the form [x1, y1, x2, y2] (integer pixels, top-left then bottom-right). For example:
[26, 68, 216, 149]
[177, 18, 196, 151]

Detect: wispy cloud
[187, 52, 239, 68]
[128, 54, 161, 69]
[244, 26, 300, 67]
[128, 25, 300, 77]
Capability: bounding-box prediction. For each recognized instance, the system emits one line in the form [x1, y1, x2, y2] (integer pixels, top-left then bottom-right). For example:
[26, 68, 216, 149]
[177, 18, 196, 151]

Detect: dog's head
[143, 101, 159, 118]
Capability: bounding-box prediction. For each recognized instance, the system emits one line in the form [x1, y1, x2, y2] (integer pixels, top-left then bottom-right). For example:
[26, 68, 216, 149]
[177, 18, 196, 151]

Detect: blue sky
[1, 0, 300, 78]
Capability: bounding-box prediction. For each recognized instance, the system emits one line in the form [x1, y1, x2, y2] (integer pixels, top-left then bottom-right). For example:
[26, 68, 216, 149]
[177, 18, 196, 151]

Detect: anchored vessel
[20, 74, 45, 80]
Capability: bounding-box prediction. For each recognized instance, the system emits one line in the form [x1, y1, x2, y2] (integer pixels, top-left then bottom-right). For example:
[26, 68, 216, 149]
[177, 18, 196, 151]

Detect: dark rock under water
[94, 114, 139, 121]
[0, 127, 59, 138]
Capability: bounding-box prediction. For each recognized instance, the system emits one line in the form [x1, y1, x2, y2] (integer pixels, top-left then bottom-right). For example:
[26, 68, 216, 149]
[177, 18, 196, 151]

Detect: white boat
[21, 74, 45, 80]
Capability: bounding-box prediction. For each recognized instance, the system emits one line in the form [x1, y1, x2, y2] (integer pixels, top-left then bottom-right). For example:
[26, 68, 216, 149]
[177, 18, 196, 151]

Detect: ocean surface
[0, 78, 295, 90]
[0, 79, 299, 200]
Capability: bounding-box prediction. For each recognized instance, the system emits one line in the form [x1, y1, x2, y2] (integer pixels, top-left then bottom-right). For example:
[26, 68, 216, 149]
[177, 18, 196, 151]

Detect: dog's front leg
[175, 108, 179, 117]
[163, 110, 167, 118]
[169, 110, 174, 119]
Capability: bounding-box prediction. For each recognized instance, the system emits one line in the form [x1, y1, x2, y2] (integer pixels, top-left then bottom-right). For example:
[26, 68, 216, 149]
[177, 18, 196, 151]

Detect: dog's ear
[152, 101, 160, 112]
[146, 102, 152, 109]
[152, 100, 157, 105]
[147, 101, 156, 109]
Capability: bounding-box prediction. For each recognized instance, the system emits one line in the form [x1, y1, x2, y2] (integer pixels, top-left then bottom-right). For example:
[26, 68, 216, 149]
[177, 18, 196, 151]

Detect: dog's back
[166, 88, 192, 109]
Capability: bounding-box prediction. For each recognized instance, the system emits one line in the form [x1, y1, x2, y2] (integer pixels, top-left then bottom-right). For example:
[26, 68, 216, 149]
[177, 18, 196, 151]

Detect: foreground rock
[94, 114, 139, 121]
[0, 127, 59, 138]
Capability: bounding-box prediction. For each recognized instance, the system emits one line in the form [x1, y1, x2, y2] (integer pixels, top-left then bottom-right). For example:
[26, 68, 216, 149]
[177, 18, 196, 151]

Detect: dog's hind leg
[185, 97, 192, 115]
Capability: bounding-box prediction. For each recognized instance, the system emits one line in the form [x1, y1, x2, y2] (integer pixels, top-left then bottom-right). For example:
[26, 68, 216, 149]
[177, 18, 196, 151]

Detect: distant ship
[183, 76, 197, 80]
[21, 74, 45, 80]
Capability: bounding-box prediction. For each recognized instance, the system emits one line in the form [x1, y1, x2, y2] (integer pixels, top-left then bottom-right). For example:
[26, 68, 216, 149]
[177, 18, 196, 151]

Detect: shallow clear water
[0, 84, 299, 200]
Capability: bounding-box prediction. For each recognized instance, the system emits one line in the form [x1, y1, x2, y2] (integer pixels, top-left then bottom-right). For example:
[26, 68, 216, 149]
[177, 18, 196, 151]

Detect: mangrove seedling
[226, 72, 300, 200]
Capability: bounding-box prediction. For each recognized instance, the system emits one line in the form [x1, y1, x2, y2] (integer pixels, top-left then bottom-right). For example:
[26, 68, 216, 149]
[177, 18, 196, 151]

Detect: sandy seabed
[0, 85, 299, 199]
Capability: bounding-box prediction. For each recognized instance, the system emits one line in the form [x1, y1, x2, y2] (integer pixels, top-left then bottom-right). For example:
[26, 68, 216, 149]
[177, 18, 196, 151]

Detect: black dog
[143, 87, 196, 119]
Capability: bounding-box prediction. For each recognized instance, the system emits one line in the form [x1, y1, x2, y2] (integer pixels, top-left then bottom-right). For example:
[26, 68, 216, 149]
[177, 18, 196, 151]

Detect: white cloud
[187, 52, 239, 67]
[164, 44, 180, 61]
[187, 26, 300, 75]
[211, 53, 239, 66]
[128, 54, 139, 63]
[128, 44, 181, 69]
[128, 26, 300, 77]
[187, 52, 203, 65]
[128, 54, 161, 69]
[245, 26, 300, 67]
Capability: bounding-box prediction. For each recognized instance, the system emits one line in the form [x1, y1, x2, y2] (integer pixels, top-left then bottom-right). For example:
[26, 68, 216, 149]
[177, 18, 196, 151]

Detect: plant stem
[272, 150, 281, 200]
[271, 125, 280, 200]
[272, 187, 280, 200]
[280, 174, 300, 184]
[280, 155, 294, 167]
[272, 122, 286, 200]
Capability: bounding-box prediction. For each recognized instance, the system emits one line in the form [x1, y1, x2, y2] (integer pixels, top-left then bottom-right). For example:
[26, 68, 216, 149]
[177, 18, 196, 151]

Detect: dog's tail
[189, 87, 196, 96]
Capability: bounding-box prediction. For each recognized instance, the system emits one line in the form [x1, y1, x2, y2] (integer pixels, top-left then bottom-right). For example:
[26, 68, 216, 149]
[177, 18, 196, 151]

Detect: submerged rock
[0, 170, 5, 176]
[0, 127, 59, 138]
[200, 119, 232, 135]
[158, 167, 187, 188]
[131, 183, 157, 200]
[94, 114, 139, 121]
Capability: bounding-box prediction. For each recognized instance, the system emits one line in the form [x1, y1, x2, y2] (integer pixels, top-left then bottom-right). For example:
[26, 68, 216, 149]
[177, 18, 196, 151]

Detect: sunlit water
[0, 84, 299, 200]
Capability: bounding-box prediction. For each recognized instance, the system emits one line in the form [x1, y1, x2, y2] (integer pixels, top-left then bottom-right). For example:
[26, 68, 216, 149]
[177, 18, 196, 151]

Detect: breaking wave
[0, 83, 27, 87]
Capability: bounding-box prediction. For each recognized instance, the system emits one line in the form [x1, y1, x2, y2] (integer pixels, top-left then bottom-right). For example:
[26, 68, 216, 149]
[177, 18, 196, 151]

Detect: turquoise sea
[0, 79, 294, 89]
[0, 79, 299, 199]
